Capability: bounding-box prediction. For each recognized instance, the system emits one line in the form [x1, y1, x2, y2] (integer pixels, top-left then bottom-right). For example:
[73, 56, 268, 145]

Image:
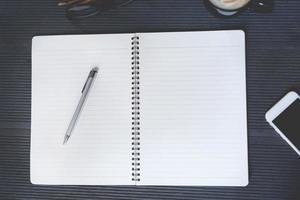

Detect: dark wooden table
[0, 0, 299, 199]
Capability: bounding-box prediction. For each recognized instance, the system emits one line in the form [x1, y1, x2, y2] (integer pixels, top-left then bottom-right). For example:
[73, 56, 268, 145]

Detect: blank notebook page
[138, 31, 248, 186]
[31, 34, 133, 185]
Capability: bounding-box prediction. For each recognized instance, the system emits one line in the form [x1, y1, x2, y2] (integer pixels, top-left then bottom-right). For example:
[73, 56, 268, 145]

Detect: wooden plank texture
[0, 0, 299, 199]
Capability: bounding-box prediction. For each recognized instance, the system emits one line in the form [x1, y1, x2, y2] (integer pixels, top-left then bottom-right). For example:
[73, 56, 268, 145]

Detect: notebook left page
[31, 34, 133, 185]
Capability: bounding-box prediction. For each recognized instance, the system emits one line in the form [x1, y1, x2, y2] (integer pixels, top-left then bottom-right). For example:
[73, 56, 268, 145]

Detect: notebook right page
[138, 30, 248, 186]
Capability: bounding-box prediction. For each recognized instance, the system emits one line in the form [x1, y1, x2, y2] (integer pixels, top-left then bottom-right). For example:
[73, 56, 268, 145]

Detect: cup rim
[208, 0, 251, 12]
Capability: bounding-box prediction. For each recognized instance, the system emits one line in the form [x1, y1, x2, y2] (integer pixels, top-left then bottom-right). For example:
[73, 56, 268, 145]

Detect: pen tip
[63, 135, 70, 145]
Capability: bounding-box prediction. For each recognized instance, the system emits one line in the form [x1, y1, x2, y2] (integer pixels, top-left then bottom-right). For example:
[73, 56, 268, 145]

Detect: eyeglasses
[58, 0, 134, 19]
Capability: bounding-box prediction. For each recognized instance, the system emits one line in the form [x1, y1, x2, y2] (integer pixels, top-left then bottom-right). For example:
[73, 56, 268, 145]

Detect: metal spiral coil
[131, 35, 140, 182]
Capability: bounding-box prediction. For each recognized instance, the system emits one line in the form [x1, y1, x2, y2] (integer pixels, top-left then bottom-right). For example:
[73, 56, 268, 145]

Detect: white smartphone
[265, 91, 300, 156]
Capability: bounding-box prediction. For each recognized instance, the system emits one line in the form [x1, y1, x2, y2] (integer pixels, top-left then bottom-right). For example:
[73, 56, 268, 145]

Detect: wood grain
[0, 0, 299, 199]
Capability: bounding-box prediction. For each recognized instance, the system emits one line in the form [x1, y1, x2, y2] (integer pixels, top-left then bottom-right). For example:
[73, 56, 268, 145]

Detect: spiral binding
[131, 35, 141, 182]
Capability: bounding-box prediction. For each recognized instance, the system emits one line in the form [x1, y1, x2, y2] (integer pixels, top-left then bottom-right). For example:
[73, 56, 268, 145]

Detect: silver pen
[63, 67, 99, 144]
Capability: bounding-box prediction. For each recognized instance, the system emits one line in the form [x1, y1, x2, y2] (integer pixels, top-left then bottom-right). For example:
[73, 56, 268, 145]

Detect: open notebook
[31, 30, 248, 186]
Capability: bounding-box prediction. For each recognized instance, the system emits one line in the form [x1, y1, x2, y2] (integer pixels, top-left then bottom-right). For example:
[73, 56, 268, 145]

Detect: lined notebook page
[31, 34, 133, 185]
[138, 31, 248, 186]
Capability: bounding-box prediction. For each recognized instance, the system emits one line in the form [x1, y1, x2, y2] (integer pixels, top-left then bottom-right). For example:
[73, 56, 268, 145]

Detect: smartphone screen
[272, 99, 300, 149]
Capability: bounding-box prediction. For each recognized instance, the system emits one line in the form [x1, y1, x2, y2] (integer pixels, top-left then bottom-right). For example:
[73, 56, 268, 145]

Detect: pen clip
[81, 76, 89, 93]
[81, 67, 98, 93]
